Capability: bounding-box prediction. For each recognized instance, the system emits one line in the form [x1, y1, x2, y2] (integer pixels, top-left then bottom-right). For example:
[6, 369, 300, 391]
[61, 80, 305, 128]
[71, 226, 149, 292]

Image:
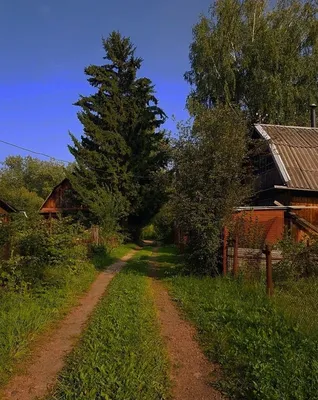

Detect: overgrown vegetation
[172, 107, 251, 274]
[158, 246, 318, 400]
[50, 249, 170, 400]
[0, 214, 134, 385]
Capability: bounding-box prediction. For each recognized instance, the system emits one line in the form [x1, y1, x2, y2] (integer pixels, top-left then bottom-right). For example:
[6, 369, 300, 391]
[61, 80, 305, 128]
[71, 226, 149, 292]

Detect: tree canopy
[69, 31, 169, 238]
[172, 106, 251, 274]
[185, 0, 318, 125]
[0, 156, 69, 213]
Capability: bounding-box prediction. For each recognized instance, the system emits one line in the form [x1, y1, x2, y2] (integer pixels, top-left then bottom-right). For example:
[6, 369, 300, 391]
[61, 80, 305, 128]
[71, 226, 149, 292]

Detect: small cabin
[0, 199, 18, 223]
[40, 178, 88, 218]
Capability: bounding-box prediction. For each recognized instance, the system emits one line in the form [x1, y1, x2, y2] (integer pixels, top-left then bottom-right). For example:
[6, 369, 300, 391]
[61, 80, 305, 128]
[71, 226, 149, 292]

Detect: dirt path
[150, 251, 224, 400]
[1, 250, 137, 400]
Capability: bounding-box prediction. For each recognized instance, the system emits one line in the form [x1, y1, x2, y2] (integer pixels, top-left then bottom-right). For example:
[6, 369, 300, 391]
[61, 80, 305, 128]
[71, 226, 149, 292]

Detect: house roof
[0, 199, 18, 213]
[255, 124, 318, 190]
[39, 178, 70, 212]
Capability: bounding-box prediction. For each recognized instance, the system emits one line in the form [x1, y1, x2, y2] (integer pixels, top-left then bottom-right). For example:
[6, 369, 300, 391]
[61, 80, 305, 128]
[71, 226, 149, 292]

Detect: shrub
[0, 215, 88, 290]
[275, 235, 318, 282]
[141, 224, 156, 240]
[152, 204, 174, 244]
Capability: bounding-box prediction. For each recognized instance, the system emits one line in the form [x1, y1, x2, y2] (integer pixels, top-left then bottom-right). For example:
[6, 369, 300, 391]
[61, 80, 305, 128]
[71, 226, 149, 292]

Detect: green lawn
[156, 246, 318, 400]
[0, 243, 135, 386]
[49, 248, 170, 400]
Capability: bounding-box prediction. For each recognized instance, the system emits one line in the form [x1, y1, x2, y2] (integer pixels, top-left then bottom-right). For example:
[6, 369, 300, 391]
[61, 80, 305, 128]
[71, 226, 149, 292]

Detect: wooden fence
[223, 234, 281, 296]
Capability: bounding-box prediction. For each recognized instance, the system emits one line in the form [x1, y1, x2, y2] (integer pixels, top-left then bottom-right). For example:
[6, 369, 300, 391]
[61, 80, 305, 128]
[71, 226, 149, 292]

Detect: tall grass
[50, 248, 170, 400]
[158, 247, 318, 400]
[0, 243, 135, 386]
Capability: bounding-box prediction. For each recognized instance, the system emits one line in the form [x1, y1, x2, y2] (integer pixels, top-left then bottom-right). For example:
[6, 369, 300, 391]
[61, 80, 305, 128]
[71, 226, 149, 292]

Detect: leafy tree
[172, 106, 251, 274]
[69, 31, 169, 238]
[186, 0, 318, 125]
[0, 156, 70, 212]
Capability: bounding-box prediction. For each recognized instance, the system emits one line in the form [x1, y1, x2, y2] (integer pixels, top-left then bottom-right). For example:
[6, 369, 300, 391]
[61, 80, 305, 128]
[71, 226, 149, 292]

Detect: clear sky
[0, 0, 212, 163]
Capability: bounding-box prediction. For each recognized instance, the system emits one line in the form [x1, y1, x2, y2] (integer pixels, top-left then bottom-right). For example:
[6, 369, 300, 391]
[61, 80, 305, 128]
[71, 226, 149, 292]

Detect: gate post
[233, 235, 239, 277]
[265, 244, 273, 296]
[223, 227, 228, 276]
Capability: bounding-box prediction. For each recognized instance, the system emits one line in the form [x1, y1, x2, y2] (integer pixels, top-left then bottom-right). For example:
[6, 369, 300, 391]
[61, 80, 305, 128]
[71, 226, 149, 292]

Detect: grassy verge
[49, 248, 170, 400]
[92, 243, 138, 270]
[0, 243, 135, 386]
[157, 246, 318, 400]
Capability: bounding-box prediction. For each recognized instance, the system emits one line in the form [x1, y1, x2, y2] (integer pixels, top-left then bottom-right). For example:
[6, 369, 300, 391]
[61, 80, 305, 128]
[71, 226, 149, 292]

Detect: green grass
[0, 243, 135, 387]
[273, 278, 318, 336]
[156, 247, 318, 400]
[93, 243, 138, 270]
[49, 248, 170, 400]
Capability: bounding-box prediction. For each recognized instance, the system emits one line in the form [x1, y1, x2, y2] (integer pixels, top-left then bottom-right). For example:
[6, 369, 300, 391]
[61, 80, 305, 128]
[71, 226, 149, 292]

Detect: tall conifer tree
[69, 32, 169, 236]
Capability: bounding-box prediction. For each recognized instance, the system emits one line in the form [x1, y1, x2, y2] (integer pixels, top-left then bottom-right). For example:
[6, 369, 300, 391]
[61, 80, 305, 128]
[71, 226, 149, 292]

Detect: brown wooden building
[253, 123, 318, 241]
[0, 199, 18, 223]
[40, 178, 88, 218]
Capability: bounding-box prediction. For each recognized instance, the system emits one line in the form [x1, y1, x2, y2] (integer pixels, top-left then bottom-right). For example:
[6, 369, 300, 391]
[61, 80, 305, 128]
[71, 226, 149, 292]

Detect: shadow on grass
[92, 253, 117, 271]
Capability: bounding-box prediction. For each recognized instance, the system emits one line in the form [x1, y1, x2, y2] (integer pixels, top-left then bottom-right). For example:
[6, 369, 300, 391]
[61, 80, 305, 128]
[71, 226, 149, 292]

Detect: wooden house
[40, 178, 88, 218]
[252, 121, 318, 241]
[0, 199, 18, 223]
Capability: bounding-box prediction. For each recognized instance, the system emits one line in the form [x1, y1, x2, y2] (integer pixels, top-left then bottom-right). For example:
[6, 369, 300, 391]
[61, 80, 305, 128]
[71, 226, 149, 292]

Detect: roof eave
[254, 124, 291, 185]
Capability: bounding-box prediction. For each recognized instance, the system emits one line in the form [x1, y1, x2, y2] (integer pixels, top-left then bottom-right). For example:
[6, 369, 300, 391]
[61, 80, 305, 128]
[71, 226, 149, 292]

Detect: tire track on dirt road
[1, 250, 137, 400]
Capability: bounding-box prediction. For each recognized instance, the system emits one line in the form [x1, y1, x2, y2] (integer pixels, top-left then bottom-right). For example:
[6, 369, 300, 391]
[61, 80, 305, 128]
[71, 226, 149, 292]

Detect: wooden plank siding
[40, 178, 88, 218]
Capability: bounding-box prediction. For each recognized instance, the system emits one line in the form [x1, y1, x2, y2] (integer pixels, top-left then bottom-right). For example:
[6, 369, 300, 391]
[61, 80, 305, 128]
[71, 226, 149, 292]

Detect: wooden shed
[40, 178, 88, 218]
[0, 199, 18, 223]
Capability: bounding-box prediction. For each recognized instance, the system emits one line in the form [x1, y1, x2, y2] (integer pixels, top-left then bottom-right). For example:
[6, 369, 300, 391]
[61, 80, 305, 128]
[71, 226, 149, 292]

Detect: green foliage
[186, 0, 318, 125]
[159, 247, 318, 399]
[152, 203, 174, 244]
[0, 215, 87, 289]
[51, 250, 170, 400]
[69, 31, 170, 239]
[172, 106, 251, 274]
[275, 235, 318, 282]
[90, 242, 137, 270]
[0, 258, 97, 385]
[0, 155, 70, 212]
[141, 224, 156, 240]
[0, 238, 135, 385]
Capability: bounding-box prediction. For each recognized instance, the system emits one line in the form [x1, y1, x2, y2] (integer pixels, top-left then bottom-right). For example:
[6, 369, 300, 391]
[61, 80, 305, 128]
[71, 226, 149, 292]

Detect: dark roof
[0, 199, 18, 213]
[255, 124, 318, 190]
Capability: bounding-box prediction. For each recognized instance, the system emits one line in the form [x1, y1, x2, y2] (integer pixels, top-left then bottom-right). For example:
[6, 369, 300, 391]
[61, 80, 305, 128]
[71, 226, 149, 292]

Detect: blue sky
[0, 0, 212, 163]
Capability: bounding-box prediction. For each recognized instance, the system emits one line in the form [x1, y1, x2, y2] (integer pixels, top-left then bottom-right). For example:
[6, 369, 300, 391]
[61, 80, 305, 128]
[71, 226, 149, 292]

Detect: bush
[275, 236, 318, 282]
[152, 204, 174, 244]
[0, 215, 88, 290]
[141, 224, 156, 240]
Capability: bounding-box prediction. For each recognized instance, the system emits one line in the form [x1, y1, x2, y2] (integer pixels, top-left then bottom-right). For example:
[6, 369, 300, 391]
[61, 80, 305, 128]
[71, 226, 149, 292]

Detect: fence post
[265, 244, 273, 296]
[223, 227, 228, 276]
[233, 235, 239, 277]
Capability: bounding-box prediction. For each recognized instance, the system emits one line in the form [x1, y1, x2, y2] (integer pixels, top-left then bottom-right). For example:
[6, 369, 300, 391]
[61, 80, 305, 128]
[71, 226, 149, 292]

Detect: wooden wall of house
[255, 168, 284, 192]
[255, 189, 292, 206]
[43, 180, 71, 210]
[0, 206, 8, 215]
[290, 194, 318, 226]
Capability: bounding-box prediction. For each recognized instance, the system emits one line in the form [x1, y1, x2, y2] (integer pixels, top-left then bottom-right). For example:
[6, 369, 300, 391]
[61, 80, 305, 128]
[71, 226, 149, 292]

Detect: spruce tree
[69, 32, 168, 237]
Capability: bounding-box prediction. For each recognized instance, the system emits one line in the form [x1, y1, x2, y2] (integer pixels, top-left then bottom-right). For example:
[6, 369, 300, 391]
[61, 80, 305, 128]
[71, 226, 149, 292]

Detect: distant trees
[186, 0, 318, 125]
[69, 31, 169, 239]
[0, 156, 69, 213]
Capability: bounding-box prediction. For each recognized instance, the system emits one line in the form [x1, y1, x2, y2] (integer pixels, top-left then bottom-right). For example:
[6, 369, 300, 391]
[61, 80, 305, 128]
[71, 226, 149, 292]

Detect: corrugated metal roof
[255, 124, 318, 190]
